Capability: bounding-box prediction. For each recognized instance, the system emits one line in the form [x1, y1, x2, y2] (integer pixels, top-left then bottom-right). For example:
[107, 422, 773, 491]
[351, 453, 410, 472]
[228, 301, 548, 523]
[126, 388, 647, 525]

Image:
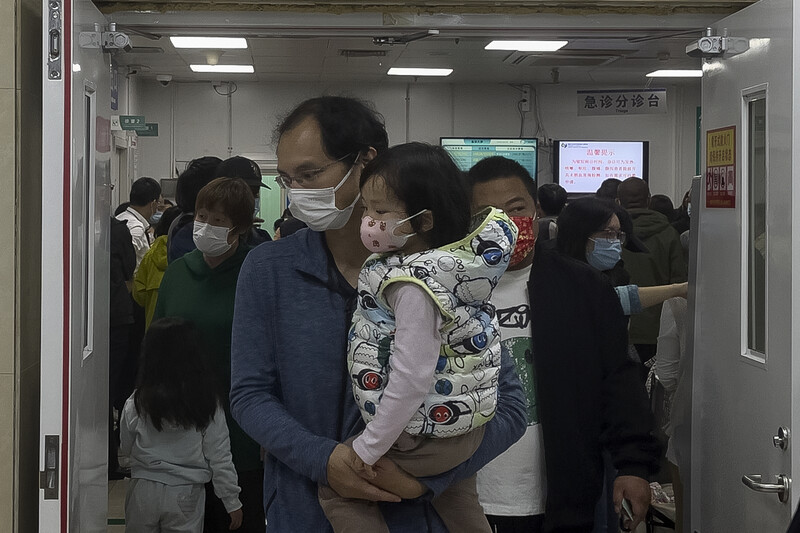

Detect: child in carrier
[121, 317, 243, 532]
[318, 142, 518, 532]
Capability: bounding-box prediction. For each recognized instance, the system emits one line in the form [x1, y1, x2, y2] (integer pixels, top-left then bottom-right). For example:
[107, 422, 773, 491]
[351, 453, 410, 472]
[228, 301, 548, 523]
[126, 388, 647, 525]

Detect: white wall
[136, 80, 700, 203]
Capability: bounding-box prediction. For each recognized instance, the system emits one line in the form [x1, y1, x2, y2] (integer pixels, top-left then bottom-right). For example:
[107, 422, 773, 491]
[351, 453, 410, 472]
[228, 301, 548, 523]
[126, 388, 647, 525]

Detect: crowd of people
[111, 95, 697, 533]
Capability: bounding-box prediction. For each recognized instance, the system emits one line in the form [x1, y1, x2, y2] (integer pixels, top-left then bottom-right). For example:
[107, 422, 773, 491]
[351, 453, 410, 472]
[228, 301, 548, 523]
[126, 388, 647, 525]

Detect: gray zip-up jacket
[120, 396, 243, 513]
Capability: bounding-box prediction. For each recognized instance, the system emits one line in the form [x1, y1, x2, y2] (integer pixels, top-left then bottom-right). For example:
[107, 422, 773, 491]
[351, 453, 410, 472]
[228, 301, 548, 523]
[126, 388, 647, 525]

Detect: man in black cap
[216, 156, 273, 246]
[168, 156, 223, 262]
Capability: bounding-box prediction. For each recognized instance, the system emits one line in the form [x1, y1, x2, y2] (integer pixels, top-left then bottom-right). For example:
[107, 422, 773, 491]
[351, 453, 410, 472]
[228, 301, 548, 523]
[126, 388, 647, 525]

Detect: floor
[108, 478, 128, 532]
[106, 477, 672, 533]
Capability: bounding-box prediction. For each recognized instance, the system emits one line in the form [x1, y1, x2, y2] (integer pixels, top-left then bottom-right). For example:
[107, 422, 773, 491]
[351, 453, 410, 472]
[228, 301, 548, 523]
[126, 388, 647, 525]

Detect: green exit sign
[120, 115, 145, 130]
[138, 123, 159, 137]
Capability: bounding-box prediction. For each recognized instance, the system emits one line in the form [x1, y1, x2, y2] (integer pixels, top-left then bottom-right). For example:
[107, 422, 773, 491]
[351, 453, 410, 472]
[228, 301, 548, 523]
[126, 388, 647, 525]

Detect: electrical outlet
[521, 85, 532, 112]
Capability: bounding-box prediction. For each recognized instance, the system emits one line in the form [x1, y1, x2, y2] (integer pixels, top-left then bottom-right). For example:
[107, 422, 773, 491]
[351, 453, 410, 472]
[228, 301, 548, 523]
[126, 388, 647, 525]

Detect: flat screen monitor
[554, 140, 649, 195]
[440, 137, 538, 181]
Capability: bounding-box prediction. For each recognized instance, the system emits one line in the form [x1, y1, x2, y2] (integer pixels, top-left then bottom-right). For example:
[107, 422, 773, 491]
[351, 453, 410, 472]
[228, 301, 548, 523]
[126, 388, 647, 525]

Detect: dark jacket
[538, 215, 558, 241]
[622, 208, 688, 345]
[110, 217, 136, 327]
[529, 246, 661, 532]
[229, 229, 527, 532]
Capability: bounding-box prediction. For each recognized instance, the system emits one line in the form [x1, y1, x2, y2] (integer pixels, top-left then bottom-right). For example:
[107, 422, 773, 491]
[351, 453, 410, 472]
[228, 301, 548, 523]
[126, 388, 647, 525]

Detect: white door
[691, 0, 799, 530]
[39, 0, 112, 531]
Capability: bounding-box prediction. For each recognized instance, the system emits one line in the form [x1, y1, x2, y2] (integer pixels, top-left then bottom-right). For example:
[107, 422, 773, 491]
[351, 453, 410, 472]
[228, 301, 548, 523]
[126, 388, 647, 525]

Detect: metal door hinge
[79, 23, 131, 52]
[39, 435, 59, 499]
[47, 0, 62, 80]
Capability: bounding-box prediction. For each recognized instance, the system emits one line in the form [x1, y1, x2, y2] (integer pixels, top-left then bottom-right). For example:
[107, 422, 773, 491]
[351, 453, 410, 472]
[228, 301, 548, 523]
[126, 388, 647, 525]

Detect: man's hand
[352, 451, 377, 480]
[613, 475, 651, 531]
[326, 444, 401, 502]
[370, 456, 428, 499]
[228, 508, 243, 530]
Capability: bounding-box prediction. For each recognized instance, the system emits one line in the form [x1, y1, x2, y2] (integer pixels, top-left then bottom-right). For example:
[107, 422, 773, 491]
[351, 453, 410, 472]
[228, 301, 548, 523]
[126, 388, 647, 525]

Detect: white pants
[125, 478, 206, 533]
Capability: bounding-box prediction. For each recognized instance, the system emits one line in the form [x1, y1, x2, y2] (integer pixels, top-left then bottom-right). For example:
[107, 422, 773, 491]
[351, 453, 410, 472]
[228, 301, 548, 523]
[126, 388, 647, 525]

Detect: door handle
[741, 474, 791, 503]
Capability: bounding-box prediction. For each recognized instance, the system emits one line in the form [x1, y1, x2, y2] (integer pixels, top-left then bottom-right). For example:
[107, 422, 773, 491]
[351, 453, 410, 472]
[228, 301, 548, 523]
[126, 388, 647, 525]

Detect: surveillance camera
[686, 35, 749, 59]
[156, 74, 172, 86]
[686, 36, 724, 58]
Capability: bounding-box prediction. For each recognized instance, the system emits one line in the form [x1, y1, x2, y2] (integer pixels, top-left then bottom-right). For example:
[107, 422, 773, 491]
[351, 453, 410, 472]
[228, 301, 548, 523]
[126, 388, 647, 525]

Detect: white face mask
[287, 164, 359, 232]
[193, 221, 233, 257]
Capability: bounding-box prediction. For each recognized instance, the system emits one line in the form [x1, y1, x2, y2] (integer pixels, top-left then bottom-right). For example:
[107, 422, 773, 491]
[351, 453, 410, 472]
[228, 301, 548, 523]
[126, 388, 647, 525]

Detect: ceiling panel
[110, 8, 722, 84]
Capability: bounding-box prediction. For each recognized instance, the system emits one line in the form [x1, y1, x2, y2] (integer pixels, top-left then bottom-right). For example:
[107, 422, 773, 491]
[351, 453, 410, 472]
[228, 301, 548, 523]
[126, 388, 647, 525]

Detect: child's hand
[351, 450, 377, 480]
[228, 508, 243, 530]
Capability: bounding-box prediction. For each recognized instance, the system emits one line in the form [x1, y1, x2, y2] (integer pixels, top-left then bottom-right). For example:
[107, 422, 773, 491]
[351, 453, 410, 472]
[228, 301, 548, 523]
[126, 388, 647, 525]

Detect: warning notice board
[706, 126, 736, 208]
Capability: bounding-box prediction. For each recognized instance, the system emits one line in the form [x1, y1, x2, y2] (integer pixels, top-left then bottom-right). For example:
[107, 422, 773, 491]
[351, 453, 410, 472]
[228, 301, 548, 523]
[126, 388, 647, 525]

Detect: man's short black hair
[466, 156, 537, 201]
[175, 156, 222, 212]
[129, 177, 161, 206]
[596, 178, 622, 200]
[276, 96, 390, 159]
[537, 183, 568, 216]
[649, 194, 675, 221]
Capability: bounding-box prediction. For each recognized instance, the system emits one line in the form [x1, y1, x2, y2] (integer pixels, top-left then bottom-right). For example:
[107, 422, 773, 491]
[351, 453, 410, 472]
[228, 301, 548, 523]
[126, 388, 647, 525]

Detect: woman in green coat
[153, 177, 263, 532]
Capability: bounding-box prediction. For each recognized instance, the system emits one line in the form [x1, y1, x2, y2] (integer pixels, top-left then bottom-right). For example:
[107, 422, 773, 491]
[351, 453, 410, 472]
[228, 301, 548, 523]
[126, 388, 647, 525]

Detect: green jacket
[153, 244, 261, 472]
[621, 208, 687, 346]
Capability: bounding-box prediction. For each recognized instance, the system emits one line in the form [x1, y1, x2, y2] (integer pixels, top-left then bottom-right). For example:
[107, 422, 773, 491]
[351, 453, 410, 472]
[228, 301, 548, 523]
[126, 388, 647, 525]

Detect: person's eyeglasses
[592, 229, 627, 244]
[275, 152, 355, 189]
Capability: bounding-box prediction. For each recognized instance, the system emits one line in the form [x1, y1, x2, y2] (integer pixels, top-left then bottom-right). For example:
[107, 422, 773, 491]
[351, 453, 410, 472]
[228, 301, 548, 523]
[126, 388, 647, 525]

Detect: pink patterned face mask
[359, 210, 427, 253]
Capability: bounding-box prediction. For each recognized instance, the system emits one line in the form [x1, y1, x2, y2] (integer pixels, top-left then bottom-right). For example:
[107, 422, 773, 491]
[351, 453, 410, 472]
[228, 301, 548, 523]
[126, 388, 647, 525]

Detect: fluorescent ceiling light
[171, 37, 247, 49]
[387, 68, 453, 76]
[646, 69, 703, 77]
[485, 40, 568, 52]
[190, 64, 254, 73]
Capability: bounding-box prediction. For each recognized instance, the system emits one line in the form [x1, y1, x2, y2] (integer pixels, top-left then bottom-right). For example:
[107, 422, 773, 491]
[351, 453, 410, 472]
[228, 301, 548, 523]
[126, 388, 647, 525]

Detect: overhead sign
[137, 123, 159, 137]
[120, 115, 146, 131]
[705, 125, 736, 208]
[577, 89, 667, 116]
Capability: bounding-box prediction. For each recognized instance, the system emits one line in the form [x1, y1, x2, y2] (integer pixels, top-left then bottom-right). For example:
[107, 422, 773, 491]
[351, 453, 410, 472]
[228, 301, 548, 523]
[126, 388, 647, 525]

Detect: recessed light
[190, 64, 254, 73]
[387, 68, 453, 76]
[171, 37, 248, 49]
[646, 69, 703, 77]
[485, 40, 568, 52]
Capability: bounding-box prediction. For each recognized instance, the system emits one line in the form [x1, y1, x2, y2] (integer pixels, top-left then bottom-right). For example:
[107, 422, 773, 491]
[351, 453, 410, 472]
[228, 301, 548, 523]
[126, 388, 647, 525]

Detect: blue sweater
[230, 229, 526, 532]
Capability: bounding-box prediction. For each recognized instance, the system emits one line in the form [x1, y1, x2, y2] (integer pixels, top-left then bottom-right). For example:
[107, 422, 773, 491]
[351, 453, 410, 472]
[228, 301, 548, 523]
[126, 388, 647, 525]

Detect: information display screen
[441, 137, 538, 181]
[554, 140, 649, 194]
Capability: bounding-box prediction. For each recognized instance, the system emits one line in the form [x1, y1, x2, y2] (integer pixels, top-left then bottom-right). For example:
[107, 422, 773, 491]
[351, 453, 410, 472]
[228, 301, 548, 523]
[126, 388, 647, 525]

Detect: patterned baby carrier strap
[348, 208, 518, 438]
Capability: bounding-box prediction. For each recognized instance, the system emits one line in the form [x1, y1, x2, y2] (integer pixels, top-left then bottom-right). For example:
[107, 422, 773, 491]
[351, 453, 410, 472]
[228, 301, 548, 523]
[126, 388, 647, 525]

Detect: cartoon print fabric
[348, 207, 518, 438]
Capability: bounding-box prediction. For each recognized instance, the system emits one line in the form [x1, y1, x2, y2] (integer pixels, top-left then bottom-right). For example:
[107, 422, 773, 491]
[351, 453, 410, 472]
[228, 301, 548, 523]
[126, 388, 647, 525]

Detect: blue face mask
[150, 211, 163, 225]
[586, 238, 622, 271]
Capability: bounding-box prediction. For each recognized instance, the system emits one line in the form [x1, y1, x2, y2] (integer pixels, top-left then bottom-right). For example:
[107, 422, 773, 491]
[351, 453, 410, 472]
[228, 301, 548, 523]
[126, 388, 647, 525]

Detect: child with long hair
[121, 317, 243, 532]
[318, 142, 517, 532]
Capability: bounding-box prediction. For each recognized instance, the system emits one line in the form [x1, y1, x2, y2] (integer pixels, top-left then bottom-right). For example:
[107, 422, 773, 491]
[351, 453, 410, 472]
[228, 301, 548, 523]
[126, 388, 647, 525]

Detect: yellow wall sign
[706, 126, 736, 208]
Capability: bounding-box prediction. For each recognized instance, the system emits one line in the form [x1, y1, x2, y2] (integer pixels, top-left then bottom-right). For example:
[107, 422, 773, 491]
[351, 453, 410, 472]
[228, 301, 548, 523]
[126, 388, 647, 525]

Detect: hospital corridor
[1, 0, 798, 532]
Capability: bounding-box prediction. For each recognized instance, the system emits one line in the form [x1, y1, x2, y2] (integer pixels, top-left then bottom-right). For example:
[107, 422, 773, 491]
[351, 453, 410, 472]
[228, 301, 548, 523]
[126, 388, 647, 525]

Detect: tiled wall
[0, 0, 43, 530]
[0, 0, 17, 525]
[17, 0, 43, 529]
